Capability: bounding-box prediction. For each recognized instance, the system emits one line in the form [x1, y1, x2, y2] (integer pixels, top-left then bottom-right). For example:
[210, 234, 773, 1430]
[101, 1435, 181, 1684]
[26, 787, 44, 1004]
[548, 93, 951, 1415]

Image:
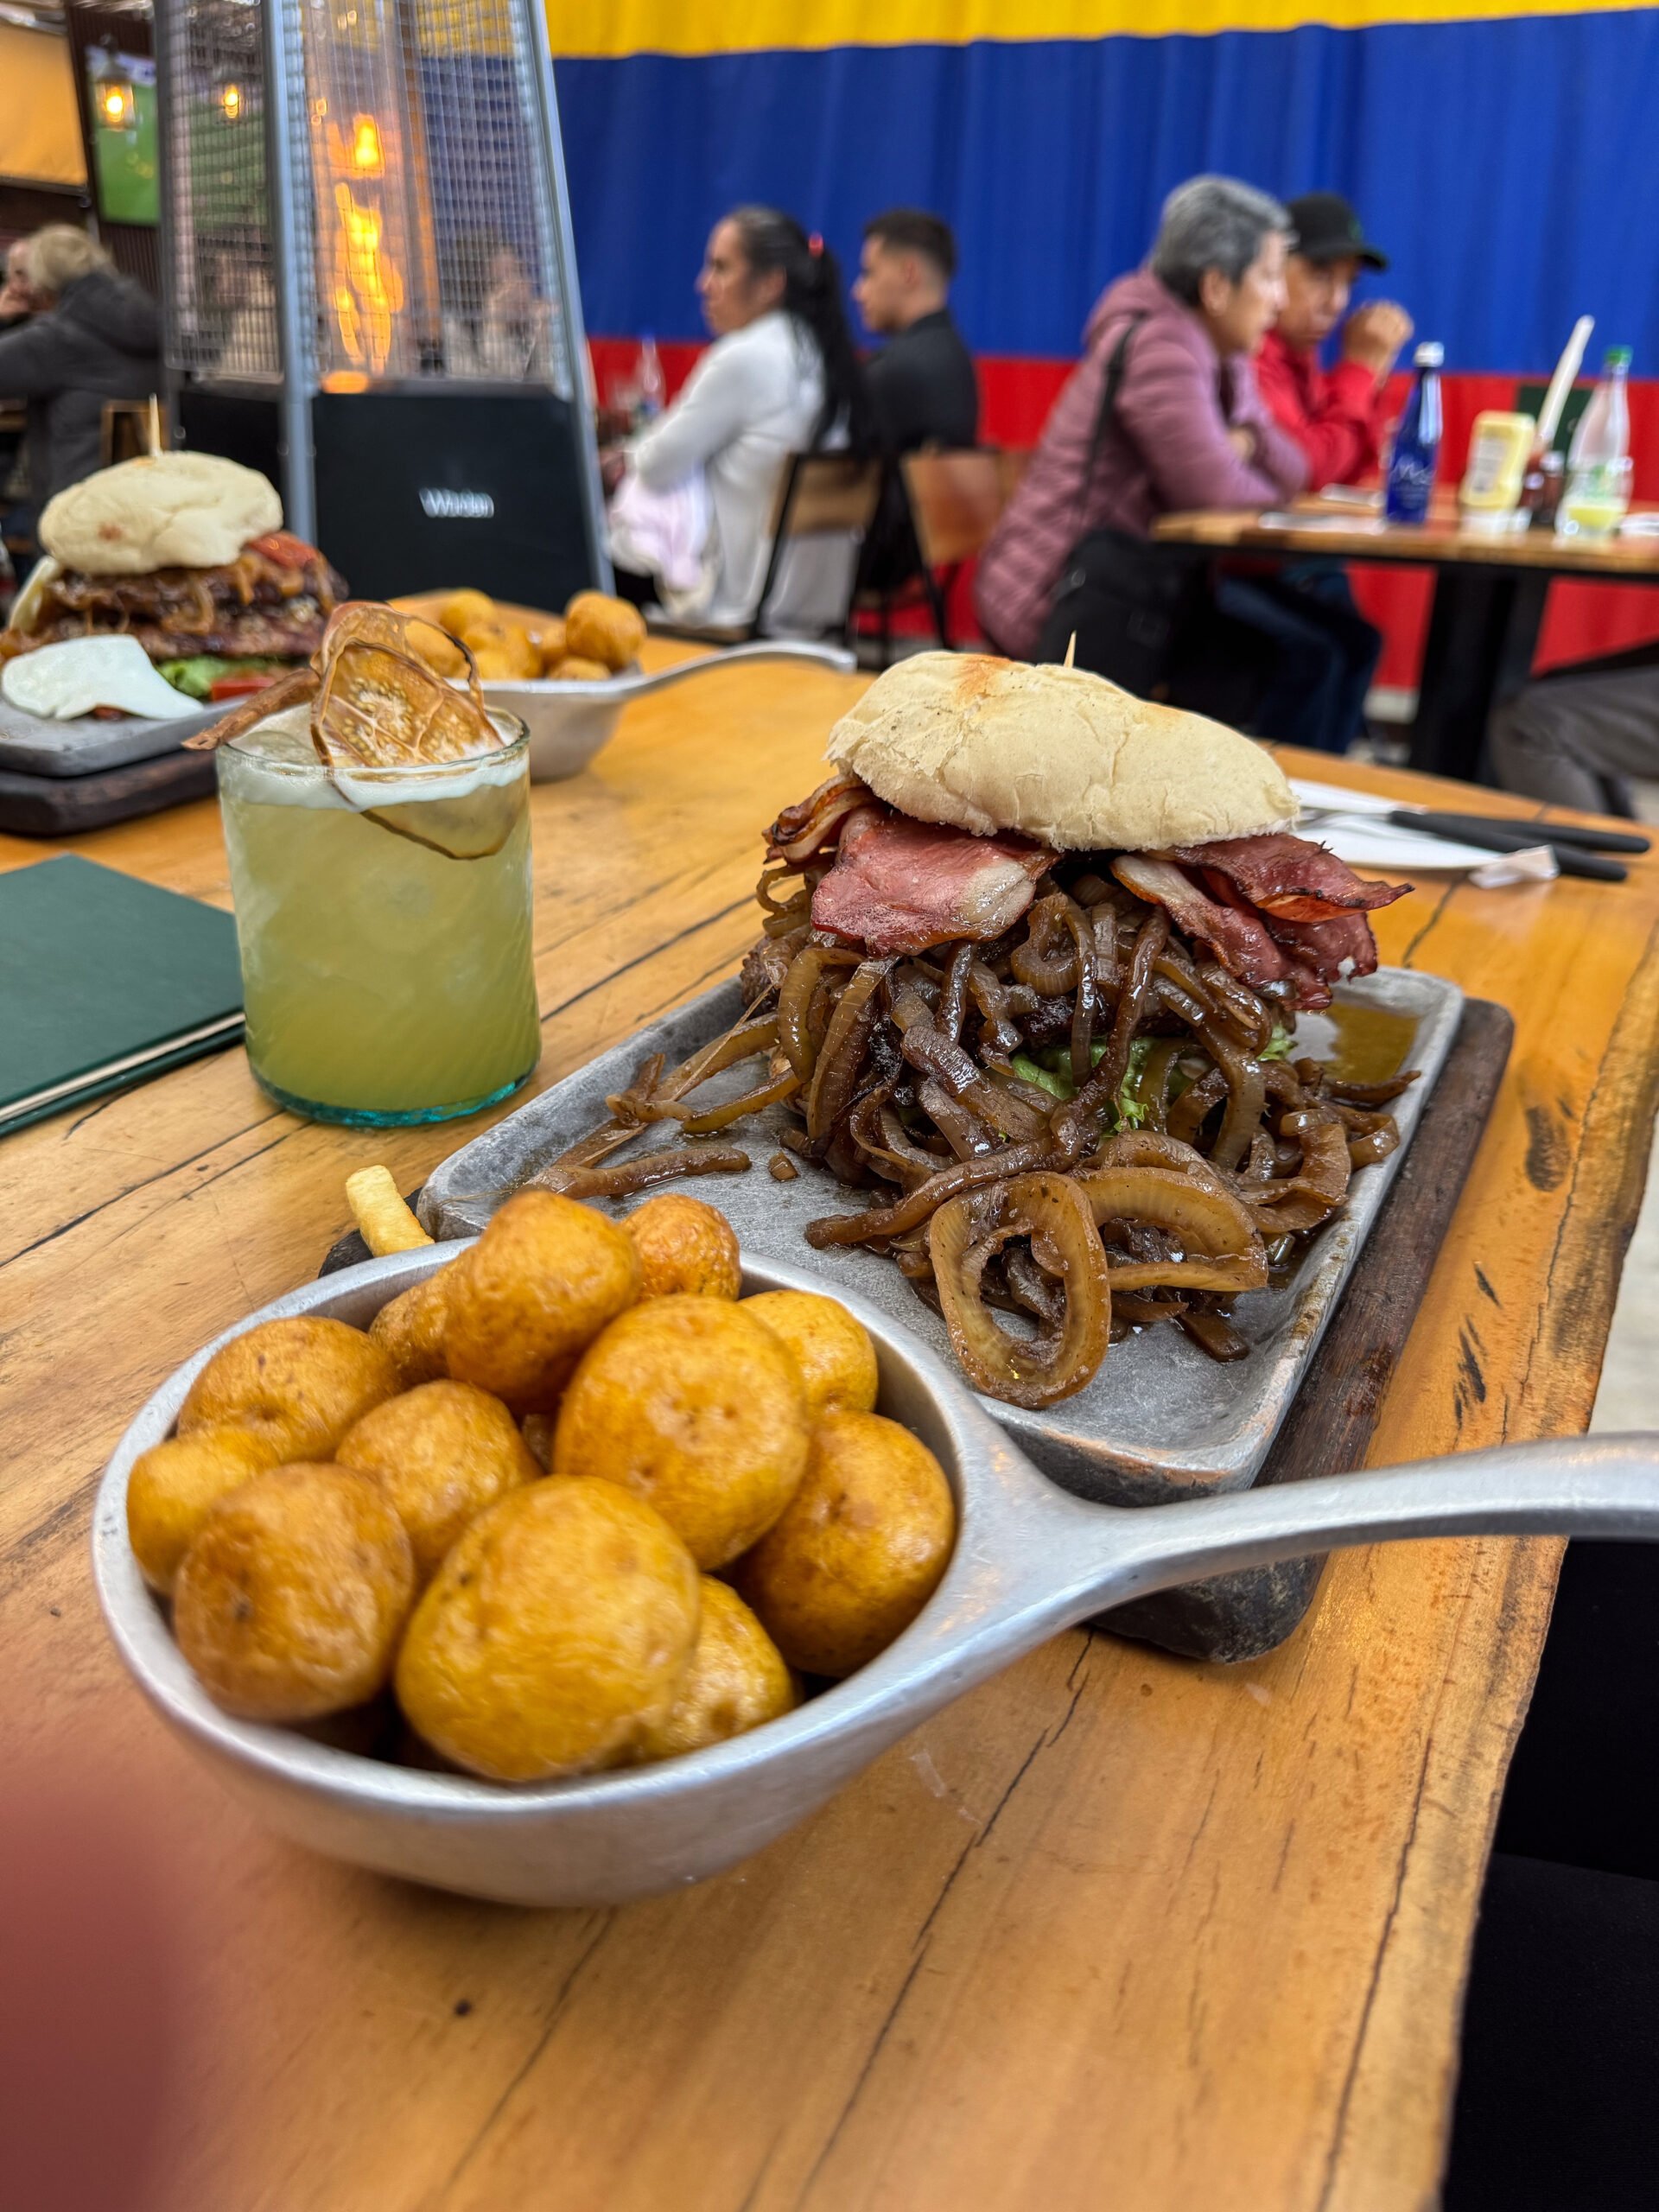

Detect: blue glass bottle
[1384, 341, 1445, 525]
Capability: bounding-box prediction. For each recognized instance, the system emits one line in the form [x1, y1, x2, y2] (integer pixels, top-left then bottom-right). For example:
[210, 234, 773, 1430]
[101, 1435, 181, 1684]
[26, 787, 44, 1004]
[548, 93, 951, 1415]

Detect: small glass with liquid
[217, 707, 541, 1125]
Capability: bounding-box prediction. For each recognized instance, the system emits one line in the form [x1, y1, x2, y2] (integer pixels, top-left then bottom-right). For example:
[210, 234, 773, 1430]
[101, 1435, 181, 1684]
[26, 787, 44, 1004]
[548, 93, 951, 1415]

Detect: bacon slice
[766, 774, 872, 866]
[1257, 907, 1382, 983]
[1111, 854, 1332, 1010]
[1165, 834, 1410, 922]
[812, 809, 1055, 957]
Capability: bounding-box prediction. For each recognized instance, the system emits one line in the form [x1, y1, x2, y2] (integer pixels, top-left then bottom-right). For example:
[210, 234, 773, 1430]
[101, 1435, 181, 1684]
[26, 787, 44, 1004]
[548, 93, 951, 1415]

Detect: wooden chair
[101, 397, 169, 467]
[650, 450, 884, 646]
[855, 448, 1027, 663]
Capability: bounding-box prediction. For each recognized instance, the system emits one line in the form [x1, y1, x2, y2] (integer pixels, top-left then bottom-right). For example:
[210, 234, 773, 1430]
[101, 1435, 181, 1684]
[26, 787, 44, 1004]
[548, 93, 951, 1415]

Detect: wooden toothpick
[1064, 632, 1077, 670]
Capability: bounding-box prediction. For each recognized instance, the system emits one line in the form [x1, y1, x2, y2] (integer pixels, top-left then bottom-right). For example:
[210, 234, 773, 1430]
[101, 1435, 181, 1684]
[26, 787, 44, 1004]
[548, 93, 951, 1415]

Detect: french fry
[346, 1166, 433, 1256]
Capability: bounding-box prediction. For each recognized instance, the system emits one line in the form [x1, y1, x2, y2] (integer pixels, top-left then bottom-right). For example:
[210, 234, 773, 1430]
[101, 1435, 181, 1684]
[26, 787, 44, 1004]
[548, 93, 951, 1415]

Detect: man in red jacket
[1257, 192, 1413, 488]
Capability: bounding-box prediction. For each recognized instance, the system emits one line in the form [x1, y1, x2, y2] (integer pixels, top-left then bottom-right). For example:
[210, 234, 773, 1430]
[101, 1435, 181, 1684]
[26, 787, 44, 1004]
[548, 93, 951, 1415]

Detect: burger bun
[40, 453, 283, 576]
[827, 652, 1297, 852]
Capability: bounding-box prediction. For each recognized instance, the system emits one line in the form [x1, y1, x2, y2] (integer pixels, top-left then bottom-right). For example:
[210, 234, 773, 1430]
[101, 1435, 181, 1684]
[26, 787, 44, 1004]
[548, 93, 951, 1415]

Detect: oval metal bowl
[92, 1244, 1659, 1908]
[475, 639, 855, 784]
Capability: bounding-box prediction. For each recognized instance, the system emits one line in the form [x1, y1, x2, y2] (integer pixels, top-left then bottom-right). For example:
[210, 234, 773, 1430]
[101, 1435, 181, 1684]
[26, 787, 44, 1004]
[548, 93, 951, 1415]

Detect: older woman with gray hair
[977, 176, 1380, 750]
[0, 225, 160, 505]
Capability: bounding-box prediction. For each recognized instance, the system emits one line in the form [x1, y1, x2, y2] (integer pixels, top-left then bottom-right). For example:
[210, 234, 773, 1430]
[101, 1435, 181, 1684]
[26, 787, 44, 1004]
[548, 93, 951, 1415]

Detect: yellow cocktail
[218, 709, 540, 1124]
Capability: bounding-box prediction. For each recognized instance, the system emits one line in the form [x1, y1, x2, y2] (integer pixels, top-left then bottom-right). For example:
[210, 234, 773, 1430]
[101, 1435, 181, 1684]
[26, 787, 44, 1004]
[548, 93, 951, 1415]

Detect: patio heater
[153, 0, 609, 604]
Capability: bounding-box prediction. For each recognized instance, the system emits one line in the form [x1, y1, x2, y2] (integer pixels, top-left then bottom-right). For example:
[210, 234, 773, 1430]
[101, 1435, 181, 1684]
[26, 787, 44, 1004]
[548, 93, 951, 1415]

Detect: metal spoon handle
[1059, 1434, 1659, 1630]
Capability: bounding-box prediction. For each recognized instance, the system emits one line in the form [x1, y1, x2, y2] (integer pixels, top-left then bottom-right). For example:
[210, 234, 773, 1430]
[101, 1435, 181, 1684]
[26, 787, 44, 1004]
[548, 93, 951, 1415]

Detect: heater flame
[331, 181, 404, 376]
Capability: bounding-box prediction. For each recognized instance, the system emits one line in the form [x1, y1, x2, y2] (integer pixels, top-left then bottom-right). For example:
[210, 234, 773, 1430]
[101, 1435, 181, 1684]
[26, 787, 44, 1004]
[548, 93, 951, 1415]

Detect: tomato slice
[209, 671, 284, 702]
[247, 531, 318, 568]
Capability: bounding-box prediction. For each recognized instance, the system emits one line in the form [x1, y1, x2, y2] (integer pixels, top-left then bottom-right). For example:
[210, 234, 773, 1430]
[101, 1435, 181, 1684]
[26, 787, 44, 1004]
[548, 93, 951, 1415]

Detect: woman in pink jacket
[976, 178, 1378, 752]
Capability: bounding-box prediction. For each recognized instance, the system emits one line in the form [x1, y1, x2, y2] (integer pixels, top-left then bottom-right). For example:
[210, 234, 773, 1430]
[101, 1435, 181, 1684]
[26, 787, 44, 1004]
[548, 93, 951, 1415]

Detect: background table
[3, 648, 1658, 2210]
[1155, 495, 1659, 783]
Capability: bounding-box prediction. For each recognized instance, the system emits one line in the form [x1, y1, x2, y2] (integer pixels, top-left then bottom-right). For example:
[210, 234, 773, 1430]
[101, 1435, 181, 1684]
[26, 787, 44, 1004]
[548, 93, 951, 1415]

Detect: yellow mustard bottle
[1459, 411, 1535, 532]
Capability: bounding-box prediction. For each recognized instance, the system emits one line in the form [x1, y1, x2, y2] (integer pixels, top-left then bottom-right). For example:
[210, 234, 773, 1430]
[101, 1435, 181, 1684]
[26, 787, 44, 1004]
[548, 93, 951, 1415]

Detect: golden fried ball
[635, 1577, 797, 1762]
[564, 590, 645, 672]
[175, 1463, 416, 1721]
[395, 1478, 700, 1781]
[367, 1267, 452, 1389]
[336, 1379, 540, 1582]
[444, 1192, 641, 1414]
[177, 1317, 398, 1463]
[549, 656, 611, 683]
[739, 1410, 955, 1678]
[127, 1426, 285, 1595]
[742, 1290, 879, 1421]
[461, 620, 540, 679]
[534, 616, 568, 674]
[468, 645, 521, 682]
[552, 1296, 808, 1567]
[407, 619, 467, 679]
[438, 588, 496, 635]
[625, 1192, 741, 1300]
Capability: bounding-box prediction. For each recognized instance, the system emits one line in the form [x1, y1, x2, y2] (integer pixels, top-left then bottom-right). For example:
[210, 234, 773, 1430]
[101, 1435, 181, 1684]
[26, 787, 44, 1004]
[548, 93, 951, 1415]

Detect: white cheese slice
[2, 634, 197, 722]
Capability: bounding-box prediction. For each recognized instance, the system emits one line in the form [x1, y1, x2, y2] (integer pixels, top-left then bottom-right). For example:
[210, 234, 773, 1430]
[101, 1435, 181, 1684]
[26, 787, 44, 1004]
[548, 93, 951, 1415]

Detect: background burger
[1, 451, 346, 703]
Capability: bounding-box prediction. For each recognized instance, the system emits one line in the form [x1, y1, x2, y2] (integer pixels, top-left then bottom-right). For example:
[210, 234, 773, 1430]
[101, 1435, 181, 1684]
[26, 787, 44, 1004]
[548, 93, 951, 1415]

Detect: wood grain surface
[1155, 494, 1659, 575]
[3, 640, 1657, 2212]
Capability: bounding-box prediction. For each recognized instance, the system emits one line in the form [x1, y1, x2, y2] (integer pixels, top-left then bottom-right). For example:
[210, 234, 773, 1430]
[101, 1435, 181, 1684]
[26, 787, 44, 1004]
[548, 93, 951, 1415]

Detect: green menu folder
[0, 855, 245, 1136]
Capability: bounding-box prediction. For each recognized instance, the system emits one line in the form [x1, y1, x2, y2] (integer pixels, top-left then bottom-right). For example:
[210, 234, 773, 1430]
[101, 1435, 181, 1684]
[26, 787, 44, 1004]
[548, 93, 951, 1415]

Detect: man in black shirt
[853, 209, 979, 594]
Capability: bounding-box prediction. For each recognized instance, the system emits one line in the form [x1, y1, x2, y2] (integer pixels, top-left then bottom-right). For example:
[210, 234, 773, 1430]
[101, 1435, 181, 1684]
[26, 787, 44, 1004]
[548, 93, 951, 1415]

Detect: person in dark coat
[0, 226, 161, 505]
[853, 209, 979, 596]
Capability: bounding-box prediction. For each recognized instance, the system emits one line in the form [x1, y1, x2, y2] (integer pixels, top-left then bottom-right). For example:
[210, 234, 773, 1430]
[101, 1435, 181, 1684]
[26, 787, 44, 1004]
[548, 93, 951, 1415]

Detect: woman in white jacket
[608, 207, 872, 632]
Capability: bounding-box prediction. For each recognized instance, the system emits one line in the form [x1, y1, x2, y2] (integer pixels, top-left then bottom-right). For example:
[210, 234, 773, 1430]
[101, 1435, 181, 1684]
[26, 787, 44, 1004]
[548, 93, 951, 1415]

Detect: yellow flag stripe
[548, 0, 1653, 60]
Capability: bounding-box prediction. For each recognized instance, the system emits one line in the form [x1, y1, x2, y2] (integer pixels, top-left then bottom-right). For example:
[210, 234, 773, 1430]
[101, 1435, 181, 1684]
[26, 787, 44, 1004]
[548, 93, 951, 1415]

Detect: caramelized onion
[1077, 1166, 1267, 1294]
[931, 1173, 1112, 1408]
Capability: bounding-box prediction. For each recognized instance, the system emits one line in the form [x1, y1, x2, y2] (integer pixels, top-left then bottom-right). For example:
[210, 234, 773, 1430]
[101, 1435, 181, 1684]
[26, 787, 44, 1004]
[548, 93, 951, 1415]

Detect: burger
[757, 651, 1406, 1011]
[2, 451, 347, 703]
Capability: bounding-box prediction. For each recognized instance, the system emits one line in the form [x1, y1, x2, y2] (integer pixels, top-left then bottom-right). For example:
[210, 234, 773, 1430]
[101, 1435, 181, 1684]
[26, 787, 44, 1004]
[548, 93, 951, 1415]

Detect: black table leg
[1408, 568, 1552, 783]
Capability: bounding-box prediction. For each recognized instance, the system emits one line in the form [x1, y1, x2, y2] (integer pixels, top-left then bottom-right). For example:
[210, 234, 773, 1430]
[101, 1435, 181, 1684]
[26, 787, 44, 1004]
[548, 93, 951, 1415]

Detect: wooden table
[1155, 494, 1659, 783]
[4, 648, 1658, 2211]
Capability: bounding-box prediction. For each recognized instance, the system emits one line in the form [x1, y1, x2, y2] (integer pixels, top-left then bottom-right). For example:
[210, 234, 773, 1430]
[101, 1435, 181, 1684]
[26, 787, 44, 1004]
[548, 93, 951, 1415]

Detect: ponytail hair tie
[809, 232, 824, 257]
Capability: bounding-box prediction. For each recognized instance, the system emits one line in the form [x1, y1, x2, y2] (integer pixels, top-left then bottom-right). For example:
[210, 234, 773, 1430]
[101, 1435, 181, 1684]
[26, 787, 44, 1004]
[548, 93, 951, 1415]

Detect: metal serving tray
[421, 967, 1463, 1508]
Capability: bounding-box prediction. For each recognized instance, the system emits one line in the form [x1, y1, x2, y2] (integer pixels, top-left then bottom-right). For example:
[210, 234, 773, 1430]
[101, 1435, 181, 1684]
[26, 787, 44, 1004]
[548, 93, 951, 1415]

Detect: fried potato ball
[336, 1379, 540, 1582]
[395, 1478, 700, 1781]
[438, 588, 496, 635]
[175, 1463, 416, 1721]
[127, 1426, 285, 1595]
[368, 1267, 452, 1389]
[549, 655, 611, 683]
[552, 1296, 809, 1567]
[444, 1191, 641, 1414]
[533, 616, 568, 673]
[635, 1576, 797, 1761]
[565, 592, 645, 672]
[461, 621, 540, 679]
[469, 645, 521, 681]
[739, 1410, 954, 1678]
[407, 620, 467, 679]
[742, 1291, 879, 1421]
[177, 1317, 398, 1463]
[625, 1192, 741, 1300]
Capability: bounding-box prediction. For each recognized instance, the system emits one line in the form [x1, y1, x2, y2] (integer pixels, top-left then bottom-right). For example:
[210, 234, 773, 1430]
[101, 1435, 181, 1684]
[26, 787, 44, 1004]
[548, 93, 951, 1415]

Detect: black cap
[1286, 192, 1389, 272]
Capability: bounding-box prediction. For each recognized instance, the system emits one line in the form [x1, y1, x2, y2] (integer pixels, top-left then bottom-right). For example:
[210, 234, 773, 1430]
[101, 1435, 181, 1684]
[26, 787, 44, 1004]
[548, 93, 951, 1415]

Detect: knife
[1402, 810, 1649, 855]
[1371, 812, 1628, 881]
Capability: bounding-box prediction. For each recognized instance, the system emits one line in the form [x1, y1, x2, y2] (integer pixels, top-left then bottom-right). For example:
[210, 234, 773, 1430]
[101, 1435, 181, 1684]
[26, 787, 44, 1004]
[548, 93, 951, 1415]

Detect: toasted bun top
[40, 453, 283, 575]
[826, 652, 1298, 851]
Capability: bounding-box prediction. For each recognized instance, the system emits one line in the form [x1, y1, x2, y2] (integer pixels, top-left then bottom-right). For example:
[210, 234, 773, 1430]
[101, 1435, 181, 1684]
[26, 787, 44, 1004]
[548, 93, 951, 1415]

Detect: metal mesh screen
[162, 0, 282, 380]
[166, 0, 572, 395]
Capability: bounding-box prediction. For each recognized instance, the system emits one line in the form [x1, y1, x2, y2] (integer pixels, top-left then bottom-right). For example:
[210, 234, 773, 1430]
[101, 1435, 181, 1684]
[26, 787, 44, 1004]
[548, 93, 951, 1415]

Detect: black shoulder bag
[1034, 314, 1204, 695]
